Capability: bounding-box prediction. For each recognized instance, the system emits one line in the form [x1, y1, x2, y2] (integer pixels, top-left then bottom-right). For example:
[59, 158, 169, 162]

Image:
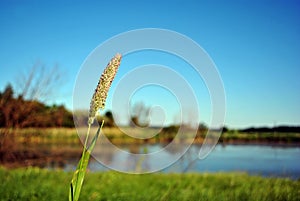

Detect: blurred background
[0, 0, 300, 200]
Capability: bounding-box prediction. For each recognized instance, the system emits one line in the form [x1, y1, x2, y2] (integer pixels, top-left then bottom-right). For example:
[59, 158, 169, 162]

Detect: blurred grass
[1, 127, 300, 144]
[220, 131, 300, 143]
[0, 167, 299, 201]
[0, 128, 79, 144]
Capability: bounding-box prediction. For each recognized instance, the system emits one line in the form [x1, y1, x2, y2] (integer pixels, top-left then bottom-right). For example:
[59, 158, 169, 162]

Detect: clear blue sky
[0, 0, 299, 128]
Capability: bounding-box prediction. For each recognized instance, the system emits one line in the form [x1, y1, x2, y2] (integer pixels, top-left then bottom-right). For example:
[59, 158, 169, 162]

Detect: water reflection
[2, 141, 300, 179]
[88, 144, 300, 179]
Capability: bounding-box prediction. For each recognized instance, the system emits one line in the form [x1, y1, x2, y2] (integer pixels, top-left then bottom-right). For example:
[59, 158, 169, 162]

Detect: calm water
[64, 144, 300, 179]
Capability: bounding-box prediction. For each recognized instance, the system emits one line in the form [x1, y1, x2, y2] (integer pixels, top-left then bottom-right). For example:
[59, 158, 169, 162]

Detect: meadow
[2, 127, 300, 145]
[1, 128, 300, 201]
[0, 167, 299, 201]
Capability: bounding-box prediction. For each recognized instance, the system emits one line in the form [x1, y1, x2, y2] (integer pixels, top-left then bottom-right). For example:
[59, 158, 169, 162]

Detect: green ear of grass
[69, 121, 104, 201]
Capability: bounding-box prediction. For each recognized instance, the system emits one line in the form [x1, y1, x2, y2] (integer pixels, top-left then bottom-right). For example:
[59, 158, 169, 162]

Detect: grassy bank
[0, 167, 299, 201]
[220, 131, 300, 144]
[1, 127, 300, 144]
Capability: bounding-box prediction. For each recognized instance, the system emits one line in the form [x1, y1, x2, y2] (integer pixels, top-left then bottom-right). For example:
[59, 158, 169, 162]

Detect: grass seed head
[88, 53, 122, 124]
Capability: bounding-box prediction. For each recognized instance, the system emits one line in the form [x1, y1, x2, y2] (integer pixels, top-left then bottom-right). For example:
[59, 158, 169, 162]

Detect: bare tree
[129, 101, 150, 127]
[16, 62, 63, 128]
[15, 61, 63, 102]
[0, 61, 64, 128]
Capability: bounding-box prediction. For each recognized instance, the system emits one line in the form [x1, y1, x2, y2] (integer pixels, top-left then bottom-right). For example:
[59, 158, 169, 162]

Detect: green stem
[70, 120, 104, 201]
[84, 123, 91, 151]
[72, 124, 91, 200]
[77, 122, 91, 185]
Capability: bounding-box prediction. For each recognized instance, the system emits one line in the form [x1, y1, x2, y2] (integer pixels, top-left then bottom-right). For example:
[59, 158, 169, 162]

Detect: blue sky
[0, 0, 299, 128]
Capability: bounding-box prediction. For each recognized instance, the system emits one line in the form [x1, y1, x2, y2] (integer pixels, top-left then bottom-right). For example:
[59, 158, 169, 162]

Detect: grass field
[0, 167, 299, 201]
[2, 127, 300, 145]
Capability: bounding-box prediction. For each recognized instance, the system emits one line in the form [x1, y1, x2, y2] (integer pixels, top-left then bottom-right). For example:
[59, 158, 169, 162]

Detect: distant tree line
[0, 84, 74, 128]
[2, 81, 299, 132]
[240, 126, 300, 133]
[73, 110, 116, 128]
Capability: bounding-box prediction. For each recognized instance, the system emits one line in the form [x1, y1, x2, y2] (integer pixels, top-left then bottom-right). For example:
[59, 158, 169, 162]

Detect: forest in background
[0, 84, 73, 128]
[1, 83, 300, 134]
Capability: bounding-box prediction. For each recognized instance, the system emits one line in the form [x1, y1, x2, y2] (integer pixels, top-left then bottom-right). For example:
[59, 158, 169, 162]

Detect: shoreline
[1, 140, 299, 169]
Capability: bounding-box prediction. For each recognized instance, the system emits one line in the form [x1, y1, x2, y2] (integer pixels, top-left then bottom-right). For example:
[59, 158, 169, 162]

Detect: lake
[63, 144, 300, 179]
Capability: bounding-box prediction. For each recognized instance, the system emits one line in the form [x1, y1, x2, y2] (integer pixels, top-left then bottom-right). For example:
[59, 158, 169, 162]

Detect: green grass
[221, 131, 300, 143]
[2, 127, 300, 145]
[0, 167, 299, 201]
[0, 128, 79, 144]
